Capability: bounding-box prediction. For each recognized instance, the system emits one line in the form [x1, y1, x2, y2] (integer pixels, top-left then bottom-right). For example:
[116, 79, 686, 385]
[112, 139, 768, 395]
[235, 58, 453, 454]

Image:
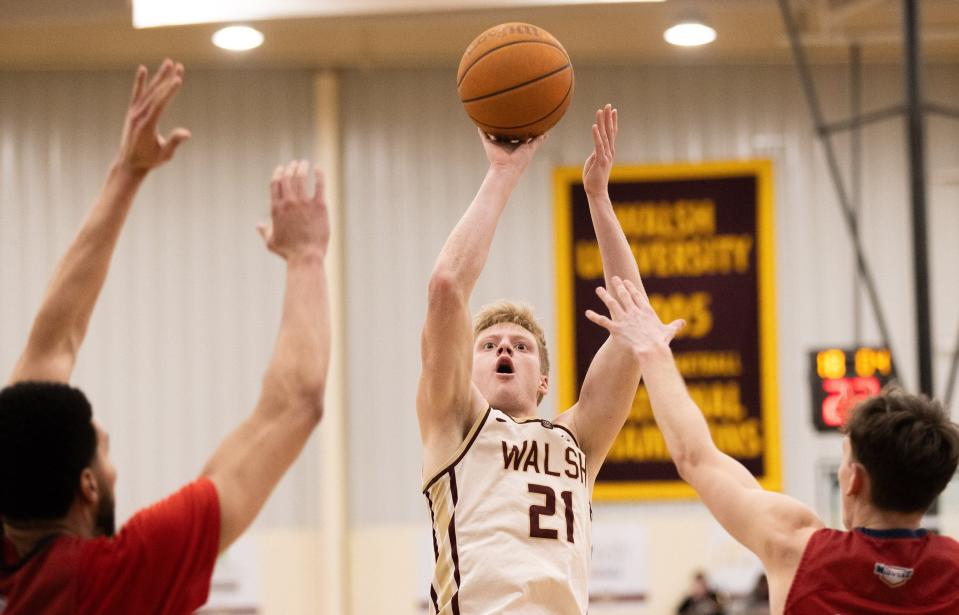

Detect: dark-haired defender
[0, 61, 331, 614]
[586, 276, 959, 614]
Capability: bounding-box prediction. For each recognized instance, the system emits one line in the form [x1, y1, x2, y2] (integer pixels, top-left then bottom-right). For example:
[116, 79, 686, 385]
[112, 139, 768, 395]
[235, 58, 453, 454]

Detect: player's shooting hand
[479, 128, 547, 178]
[585, 276, 684, 357]
[116, 59, 191, 175]
[582, 104, 617, 197]
[258, 160, 330, 261]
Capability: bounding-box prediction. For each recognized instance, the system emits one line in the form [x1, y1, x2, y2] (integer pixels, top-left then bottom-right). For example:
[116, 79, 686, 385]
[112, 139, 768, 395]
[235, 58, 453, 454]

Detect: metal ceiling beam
[819, 104, 905, 134]
[777, 0, 899, 376]
[823, 0, 893, 25]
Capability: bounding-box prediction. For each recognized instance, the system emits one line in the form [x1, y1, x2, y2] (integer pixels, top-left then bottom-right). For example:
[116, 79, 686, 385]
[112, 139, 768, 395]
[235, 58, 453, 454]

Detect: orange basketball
[457, 23, 574, 142]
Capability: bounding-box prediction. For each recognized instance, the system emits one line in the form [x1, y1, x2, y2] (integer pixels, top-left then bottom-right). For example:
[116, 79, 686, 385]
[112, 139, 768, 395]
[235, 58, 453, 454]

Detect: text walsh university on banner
[554, 160, 781, 500]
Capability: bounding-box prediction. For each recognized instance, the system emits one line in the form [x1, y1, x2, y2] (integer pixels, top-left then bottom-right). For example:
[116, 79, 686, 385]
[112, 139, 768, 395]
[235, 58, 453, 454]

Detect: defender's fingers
[623, 278, 650, 305]
[665, 319, 686, 341]
[595, 285, 626, 319]
[611, 276, 634, 308]
[159, 128, 191, 161]
[168, 127, 191, 142]
[143, 76, 183, 129]
[293, 160, 310, 199]
[282, 159, 299, 196]
[256, 222, 271, 242]
[129, 65, 147, 105]
[585, 309, 614, 331]
[270, 165, 284, 202]
[145, 58, 174, 94]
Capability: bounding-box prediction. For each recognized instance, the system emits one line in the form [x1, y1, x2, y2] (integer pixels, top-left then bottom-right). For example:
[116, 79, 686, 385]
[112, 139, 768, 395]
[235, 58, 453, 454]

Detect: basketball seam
[460, 64, 571, 104]
[468, 74, 574, 130]
[457, 39, 567, 87]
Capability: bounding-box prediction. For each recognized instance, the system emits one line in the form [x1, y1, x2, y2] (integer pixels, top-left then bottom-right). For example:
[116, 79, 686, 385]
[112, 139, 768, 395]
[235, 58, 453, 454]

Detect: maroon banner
[554, 161, 780, 500]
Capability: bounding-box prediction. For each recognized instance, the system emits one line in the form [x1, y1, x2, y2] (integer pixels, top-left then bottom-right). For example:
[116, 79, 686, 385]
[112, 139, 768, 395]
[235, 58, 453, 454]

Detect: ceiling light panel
[133, 0, 664, 28]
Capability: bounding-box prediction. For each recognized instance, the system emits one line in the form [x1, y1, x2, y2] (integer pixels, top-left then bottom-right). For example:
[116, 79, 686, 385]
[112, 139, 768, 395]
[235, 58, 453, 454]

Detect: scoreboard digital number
[810, 347, 895, 432]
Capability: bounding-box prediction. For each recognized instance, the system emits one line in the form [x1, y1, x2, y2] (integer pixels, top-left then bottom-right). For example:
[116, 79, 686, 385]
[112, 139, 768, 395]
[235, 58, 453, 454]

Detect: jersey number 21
[528, 483, 574, 542]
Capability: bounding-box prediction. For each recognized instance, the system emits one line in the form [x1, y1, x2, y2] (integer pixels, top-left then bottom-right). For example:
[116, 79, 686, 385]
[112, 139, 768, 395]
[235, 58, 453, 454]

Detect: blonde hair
[473, 300, 550, 379]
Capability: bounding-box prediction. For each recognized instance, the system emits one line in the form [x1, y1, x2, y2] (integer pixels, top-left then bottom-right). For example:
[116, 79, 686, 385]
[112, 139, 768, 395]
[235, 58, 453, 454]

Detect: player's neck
[4, 508, 93, 557]
[496, 402, 539, 420]
[852, 506, 924, 532]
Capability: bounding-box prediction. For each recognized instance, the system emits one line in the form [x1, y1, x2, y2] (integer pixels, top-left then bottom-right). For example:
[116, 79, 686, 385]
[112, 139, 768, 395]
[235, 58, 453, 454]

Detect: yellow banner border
[553, 160, 781, 501]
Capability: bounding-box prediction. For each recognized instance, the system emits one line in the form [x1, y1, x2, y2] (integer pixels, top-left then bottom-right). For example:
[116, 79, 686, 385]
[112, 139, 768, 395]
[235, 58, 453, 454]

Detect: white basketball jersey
[423, 407, 592, 615]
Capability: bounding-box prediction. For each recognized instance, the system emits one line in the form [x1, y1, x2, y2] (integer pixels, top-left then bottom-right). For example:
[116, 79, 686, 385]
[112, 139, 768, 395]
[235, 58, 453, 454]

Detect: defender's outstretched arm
[588, 277, 822, 567]
[11, 60, 190, 384]
[202, 161, 331, 553]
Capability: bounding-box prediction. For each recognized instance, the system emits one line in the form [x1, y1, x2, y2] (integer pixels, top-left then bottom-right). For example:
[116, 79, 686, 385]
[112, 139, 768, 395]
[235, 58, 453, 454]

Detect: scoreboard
[809, 347, 895, 431]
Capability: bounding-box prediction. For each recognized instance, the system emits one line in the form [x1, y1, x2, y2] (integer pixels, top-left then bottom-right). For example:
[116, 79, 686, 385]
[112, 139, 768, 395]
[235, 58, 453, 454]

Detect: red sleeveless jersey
[0, 479, 219, 615]
[785, 527, 959, 614]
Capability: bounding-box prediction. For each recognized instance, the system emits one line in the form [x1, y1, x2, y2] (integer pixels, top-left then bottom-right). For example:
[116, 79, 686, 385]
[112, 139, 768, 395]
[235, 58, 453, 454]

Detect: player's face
[92, 421, 118, 537]
[472, 323, 547, 415]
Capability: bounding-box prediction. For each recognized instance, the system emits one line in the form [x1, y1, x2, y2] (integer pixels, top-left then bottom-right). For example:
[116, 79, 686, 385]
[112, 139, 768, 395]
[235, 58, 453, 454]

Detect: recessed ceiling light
[664, 21, 717, 47]
[212, 26, 264, 51]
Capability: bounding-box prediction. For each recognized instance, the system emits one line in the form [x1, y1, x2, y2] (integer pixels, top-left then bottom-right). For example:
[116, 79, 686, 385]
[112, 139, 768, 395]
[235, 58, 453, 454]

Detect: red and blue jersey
[786, 527, 959, 614]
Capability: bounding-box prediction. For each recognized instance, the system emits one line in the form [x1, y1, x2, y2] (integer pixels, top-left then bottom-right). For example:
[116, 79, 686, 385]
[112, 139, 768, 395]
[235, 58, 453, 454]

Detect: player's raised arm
[588, 277, 822, 569]
[10, 60, 190, 385]
[557, 106, 649, 477]
[201, 161, 331, 553]
[417, 131, 544, 467]
[582, 105, 641, 291]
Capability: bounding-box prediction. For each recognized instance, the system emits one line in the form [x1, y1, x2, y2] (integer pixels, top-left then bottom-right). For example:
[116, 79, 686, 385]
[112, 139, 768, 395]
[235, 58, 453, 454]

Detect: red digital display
[810, 348, 895, 432]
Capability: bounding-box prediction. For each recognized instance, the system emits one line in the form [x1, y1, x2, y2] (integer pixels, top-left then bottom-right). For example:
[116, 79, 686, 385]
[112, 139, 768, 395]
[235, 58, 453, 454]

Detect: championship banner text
[554, 161, 781, 500]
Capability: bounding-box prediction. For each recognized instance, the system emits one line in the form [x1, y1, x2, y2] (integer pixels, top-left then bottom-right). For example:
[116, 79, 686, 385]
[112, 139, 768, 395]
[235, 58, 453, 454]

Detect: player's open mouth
[496, 358, 514, 374]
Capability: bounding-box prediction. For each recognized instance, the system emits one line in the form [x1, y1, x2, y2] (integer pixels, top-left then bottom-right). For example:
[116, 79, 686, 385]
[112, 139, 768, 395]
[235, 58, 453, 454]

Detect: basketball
[457, 23, 574, 142]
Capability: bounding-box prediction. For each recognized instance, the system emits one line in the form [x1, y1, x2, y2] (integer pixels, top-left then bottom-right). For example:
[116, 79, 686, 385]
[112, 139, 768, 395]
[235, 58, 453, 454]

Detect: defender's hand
[258, 160, 330, 261]
[585, 276, 684, 357]
[116, 59, 191, 175]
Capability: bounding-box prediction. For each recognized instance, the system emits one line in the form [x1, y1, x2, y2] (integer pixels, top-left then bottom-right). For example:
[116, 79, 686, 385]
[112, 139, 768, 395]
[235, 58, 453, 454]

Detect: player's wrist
[584, 186, 610, 200]
[107, 160, 149, 185]
[286, 248, 326, 265]
[486, 163, 525, 182]
[635, 340, 673, 365]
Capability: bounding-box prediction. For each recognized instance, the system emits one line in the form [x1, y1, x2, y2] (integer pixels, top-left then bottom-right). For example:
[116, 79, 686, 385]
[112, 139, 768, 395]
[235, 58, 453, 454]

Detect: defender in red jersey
[0, 61, 332, 614]
[583, 277, 959, 614]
